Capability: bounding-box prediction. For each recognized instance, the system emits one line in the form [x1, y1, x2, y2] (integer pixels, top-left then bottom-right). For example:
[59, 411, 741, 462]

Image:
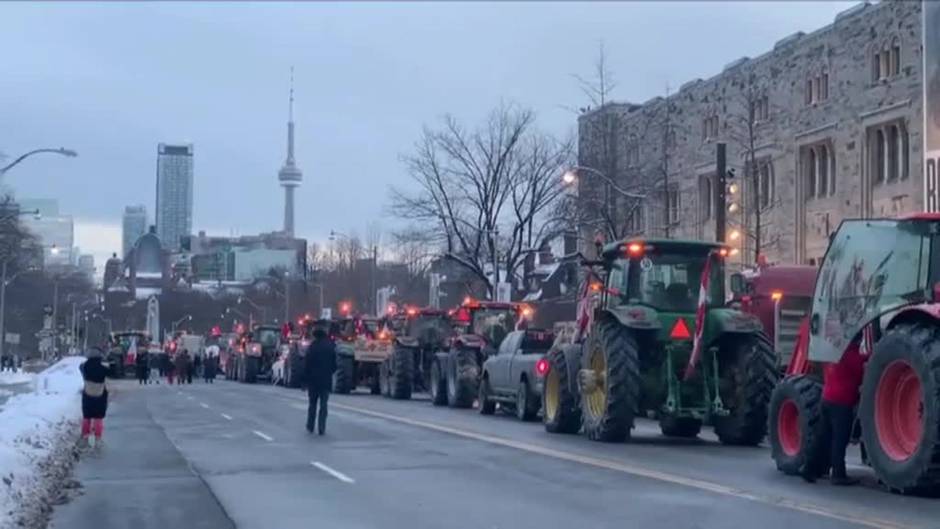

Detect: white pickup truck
[478, 329, 555, 421]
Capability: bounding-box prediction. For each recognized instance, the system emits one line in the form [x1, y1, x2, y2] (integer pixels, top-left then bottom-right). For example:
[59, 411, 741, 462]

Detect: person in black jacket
[136, 349, 150, 384]
[80, 348, 110, 449]
[304, 328, 337, 435]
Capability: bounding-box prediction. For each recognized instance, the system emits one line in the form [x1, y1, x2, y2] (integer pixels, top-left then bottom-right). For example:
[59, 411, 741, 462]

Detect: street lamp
[171, 315, 192, 334]
[0, 147, 78, 178]
[561, 166, 647, 199]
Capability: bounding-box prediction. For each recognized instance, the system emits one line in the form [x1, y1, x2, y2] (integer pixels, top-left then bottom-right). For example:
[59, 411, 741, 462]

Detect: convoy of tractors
[115, 215, 940, 496]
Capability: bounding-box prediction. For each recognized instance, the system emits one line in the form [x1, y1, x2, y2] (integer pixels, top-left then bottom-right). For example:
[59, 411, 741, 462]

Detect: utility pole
[0, 261, 7, 362]
[284, 274, 291, 323]
[371, 245, 377, 316]
[715, 142, 727, 243]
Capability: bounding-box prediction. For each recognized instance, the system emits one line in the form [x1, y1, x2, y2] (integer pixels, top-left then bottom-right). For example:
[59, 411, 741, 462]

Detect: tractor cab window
[256, 329, 279, 347]
[620, 251, 723, 312]
[471, 308, 517, 347]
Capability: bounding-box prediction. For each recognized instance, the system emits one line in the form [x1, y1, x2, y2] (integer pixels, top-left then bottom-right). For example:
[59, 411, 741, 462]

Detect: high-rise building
[122, 204, 148, 258]
[155, 143, 194, 250]
[19, 198, 74, 266]
[278, 68, 303, 237]
[78, 254, 95, 279]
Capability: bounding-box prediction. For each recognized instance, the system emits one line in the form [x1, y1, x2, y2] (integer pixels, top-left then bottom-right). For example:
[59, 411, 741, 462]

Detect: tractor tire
[244, 357, 259, 384]
[543, 346, 581, 434]
[429, 359, 447, 406]
[659, 416, 702, 438]
[390, 345, 414, 400]
[581, 319, 639, 443]
[860, 322, 940, 494]
[446, 347, 479, 408]
[478, 375, 496, 415]
[379, 361, 391, 397]
[714, 333, 777, 446]
[516, 379, 539, 422]
[333, 355, 354, 394]
[768, 374, 825, 476]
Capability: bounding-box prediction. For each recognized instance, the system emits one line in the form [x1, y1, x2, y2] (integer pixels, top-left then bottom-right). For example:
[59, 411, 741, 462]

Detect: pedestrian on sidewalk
[304, 328, 337, 435]
[801, 335, 871, 486]
[136, 349, 150, 385]
[79, 347, 109, 450]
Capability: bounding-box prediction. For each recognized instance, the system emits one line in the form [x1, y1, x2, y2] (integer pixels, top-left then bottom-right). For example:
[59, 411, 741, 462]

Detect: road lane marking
[311, 461, 355, 483]
[253, 430, 274, 442]
[200, 403, 210, 409]
[333, 403, 911, 529]
[220, 413, 233, 421]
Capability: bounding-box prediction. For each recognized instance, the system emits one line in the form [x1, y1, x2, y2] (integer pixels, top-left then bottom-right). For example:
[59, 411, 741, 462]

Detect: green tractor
[543, 238, 778, 444]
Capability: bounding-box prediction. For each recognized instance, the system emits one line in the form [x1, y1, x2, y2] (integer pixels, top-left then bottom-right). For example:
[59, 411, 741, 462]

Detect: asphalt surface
[50, 378, 940, 529]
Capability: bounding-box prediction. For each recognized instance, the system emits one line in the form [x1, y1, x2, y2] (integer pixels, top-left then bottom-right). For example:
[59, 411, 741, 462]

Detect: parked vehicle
[429, 298, 532, 408]
[542, 238, 777, 443]
[229, 324, 282, 383]
[479, 329, 554, 421]
[379, 307, 453, 400]
[730, 264, 817, 371]
[768, 215, 940, 494]
[331, 316, 393, 394]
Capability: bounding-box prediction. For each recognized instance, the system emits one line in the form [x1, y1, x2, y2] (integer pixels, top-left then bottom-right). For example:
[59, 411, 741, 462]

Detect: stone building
[577, 1, 924, 266]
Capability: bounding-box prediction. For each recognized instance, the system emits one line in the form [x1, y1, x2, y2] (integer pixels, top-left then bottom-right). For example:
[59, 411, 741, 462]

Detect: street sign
[4, 333, 19, 345]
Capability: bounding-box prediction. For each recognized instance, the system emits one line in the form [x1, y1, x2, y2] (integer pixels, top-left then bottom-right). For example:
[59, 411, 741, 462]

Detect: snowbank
[0, 357, 83, 528]
[0, 371, 33, 386]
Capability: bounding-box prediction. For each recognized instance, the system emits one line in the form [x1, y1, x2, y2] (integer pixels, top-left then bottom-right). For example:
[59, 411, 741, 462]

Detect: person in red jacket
[802, 339, 869, 486]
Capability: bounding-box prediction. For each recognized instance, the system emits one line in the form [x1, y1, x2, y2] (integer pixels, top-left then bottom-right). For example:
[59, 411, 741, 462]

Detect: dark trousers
[307, 385, 330, 433]
[807, 401, 855, 478]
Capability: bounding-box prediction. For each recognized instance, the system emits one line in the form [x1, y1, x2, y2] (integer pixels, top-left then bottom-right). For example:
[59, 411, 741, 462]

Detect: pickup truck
[479, 329, 554, 421]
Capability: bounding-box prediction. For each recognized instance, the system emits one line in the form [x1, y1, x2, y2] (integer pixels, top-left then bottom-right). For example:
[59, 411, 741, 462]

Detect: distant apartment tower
[122, 204, 148, 258]
[155, 143, 194, 250]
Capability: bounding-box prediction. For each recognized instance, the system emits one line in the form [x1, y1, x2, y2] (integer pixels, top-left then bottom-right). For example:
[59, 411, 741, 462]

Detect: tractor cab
[451, 298, 531, 352]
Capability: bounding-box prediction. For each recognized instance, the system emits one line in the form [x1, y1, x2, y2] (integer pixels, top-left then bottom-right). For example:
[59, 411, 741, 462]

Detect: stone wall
[577, 0, 923, 266]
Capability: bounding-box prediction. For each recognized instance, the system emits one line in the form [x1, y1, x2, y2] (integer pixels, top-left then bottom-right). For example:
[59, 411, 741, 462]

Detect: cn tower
[278, 67, 303, 237]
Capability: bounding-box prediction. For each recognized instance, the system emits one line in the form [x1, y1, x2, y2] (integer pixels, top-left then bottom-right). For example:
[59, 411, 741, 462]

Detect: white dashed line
[311, 461, 355, 483]
[200, 403, 210, 409]
[253, 430, 274, 442]
[220, 413, 233, 421]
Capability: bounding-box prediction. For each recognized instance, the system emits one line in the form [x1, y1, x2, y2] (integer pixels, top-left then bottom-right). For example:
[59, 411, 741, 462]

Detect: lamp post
[561, 166, 647, 199]
[0, 147, 77, 179]
[171, 315, 192, 334]
[238, 295, 268, 323]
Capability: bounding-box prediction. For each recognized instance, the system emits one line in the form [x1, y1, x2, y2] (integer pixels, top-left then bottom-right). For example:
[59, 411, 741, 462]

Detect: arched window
[900, 122, 909, 180]
[699, 175, 713, 221]
[759, 161, 774, 210]
[817, 145, 829, 196]
[874, 129, 886, 184]
[890, 37, 901, 76]
[806, 148, 817, 199]
[887, 125, 899, 181]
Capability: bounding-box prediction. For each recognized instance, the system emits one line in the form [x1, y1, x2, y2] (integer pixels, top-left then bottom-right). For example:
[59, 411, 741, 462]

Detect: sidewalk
[48, 383, 233, 529]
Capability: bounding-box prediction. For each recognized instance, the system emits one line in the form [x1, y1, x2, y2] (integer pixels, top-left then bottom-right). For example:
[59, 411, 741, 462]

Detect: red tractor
[730, 263, 817, 371]
[429, 298, 532, 408]
[768, 215, 940, 494]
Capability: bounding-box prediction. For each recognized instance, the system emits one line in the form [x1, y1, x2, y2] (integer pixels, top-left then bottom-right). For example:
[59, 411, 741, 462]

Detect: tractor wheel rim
[777, 399, 801, 457]
[544, 367, 560, 422]
[875, 360, 924, 461]
[586, 345, 607, 419]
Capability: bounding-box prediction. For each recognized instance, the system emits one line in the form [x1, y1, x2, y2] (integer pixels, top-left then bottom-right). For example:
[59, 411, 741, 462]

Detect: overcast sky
[1, 1, 853, 269]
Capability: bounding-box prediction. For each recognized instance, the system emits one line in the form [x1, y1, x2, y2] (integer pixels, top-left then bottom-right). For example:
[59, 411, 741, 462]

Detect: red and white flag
[684, 252, 713, 380]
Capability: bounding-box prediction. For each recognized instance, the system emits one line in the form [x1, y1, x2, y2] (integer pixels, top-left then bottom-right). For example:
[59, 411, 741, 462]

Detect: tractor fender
[886, 303, 940, 330]
[395, 336, 419, 348]
[602, 305, 661, 331]
[706, 307, 764, 336]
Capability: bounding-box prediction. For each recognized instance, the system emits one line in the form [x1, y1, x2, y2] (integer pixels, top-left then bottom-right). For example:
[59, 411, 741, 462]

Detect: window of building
[699, 175, 713, 221]
[868, 120, 910, 186]
[626, 203, 644, 234]
[805, 72, 829, 105]
[626, 135, 640, 166]
[702, 115, 719, 141]
[801, 141, 836, 200]
[758, 161, 774, 210]
[753, 95, 770, 122]
[890, 39, 901, 76]
[873, 39, 902, 82]
[667, 185, 680, 224]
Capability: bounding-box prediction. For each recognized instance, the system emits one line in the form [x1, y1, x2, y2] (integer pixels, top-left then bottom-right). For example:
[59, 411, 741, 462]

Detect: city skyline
[1, 1, 852, 270]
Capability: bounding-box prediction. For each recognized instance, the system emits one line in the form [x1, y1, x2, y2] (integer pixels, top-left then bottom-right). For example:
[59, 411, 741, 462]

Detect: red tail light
[670, 319, 692, 340]
[535, 358, 550, 377]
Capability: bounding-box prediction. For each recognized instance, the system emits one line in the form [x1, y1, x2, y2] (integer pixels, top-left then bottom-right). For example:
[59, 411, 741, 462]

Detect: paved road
[51, 379, 940, 529]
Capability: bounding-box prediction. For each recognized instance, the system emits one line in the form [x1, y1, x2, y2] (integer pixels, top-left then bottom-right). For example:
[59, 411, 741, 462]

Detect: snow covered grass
[0, 357, 84, 529]
[0, 371, 34, 386]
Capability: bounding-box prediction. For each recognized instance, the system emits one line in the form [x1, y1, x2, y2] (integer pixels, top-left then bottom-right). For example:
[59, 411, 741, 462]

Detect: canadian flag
[575, 279, 595, 343]
[684, 252, 713, 380]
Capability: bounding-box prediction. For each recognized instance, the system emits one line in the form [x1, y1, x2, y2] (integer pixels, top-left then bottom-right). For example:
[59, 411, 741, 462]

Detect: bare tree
[390, 103, 572, 298]
[727, 72, 782, 263]
[573, 41, 618, 109]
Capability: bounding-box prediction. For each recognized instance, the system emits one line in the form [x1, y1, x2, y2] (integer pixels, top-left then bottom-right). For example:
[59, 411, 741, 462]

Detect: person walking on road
[136, 349, 150, 384]
[80, 347, 109, 450]
[304, 328, 337, 435]
[175, 349, 190, 385]
[801, 337, 870, 486]
[203, 345, 218, 383]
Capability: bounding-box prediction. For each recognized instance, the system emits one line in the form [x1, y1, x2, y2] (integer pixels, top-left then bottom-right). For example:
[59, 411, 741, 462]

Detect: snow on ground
[0, 357, 83, 529]
[0, 371, 34, 386]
